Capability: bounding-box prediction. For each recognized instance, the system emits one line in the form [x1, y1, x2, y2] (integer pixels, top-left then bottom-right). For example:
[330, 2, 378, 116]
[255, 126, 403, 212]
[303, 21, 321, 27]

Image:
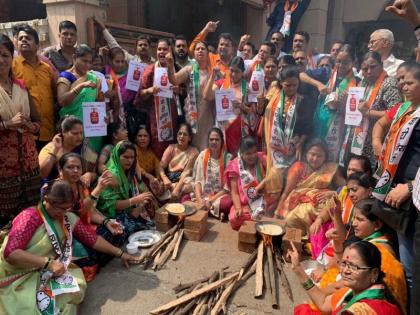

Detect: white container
[126, 243, 138, 255]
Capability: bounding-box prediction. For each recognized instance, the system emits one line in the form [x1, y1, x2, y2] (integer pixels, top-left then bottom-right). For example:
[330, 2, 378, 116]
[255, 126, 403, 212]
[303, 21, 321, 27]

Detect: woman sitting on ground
[0, 180, 138, 315]
[39, 115, 97, 186]
[193, 127, 232, 220]
[291, 240, 401, 315]
[97, 141, 158, 239]
[98, 122, 128, 174]
[160, 123, 199, 202]
[225, 136, 267, 230]
[134, 125, 170, 202]
[58, 153, 124, 274]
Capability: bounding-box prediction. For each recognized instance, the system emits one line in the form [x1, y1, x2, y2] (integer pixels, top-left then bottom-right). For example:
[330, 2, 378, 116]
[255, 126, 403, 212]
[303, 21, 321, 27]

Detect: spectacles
[339, 261, 372, 272]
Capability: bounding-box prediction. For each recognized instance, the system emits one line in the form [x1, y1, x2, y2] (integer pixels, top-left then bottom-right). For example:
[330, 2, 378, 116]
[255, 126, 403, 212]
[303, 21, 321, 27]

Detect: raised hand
[204, 21, 220, 33]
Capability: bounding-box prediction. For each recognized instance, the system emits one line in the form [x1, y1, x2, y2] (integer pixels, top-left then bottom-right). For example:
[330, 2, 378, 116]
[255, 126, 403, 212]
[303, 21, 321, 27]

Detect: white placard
[248, 70, 264, 102]
[345, 87, 365, 126]
[82, 102, 107, 137]
[154, 67, 173, 98]
[215, 89, 236, 122]
[125, 61, 147, 91]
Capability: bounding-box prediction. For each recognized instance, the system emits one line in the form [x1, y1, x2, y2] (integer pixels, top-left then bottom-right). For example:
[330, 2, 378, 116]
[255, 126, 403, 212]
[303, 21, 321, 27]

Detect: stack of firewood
[149, 239, 293, 314]
[138, 221, 185, 271]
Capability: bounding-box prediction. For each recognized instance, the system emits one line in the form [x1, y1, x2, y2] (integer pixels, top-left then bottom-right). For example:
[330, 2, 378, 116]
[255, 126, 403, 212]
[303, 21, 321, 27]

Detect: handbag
[372, 198, 415, 235]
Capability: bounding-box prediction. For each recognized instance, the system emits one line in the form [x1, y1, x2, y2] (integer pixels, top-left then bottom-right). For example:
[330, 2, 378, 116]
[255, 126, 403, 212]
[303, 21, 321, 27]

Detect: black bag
[372, 198, 415, 235]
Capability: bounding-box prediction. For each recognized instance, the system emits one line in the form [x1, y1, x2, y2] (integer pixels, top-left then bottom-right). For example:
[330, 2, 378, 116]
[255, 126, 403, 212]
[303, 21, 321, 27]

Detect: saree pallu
[282, 162, 338, 235]
[58, 71, 103, 154]
[0, 213, 86, 315]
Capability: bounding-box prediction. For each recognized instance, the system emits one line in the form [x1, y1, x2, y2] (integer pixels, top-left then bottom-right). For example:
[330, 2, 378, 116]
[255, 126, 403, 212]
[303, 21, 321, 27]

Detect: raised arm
[166, 52, 191, 86]
[372, 114, 392, 159]
[188, 21, 219, 56]
[203, 68, 220, 101]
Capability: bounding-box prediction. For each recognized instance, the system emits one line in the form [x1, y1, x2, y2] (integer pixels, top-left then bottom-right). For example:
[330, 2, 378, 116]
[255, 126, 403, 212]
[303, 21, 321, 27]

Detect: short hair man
[330, 40, 343, 61]
[271, 31, 286, 59]
[368, 29, 404, 76]
[292, 31, 318, 69]
[174, 35, 192, 68]
[317, 55, 334, 70]
[13, 25, 56, 149]
[43, 20, 77, 72]
[242, 42, 255, 60]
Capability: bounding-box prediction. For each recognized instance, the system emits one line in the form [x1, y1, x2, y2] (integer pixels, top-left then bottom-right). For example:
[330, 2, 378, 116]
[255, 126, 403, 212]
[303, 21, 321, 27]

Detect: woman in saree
[322, 198, 407, 313]
[313, 45, 359, 163]
[0, 34, 40, 228]
[225, 137, 267, 230]
[340, 51, 403, 167]
[166, 41, 214, 151]
[134, 125, 170, 202]
[291, 240, 401, 315]
[57, 44, 104, 155]
[39, 116, 97, 187]
[58, 153, 124, 275]
[0, 180, 138, 315]
[97, 140, 158, 240]
[98, 122, 128, 174]
[204, 56, 255, 154]
[263, 56, 278, 91]
[105, 47, 138, 136]
[277, 138, 345, 235]
[262, 66, 312, 215]
[137, 38, 180, 158]
[160, 123, 199, 202]
[193, 127, 233, 220]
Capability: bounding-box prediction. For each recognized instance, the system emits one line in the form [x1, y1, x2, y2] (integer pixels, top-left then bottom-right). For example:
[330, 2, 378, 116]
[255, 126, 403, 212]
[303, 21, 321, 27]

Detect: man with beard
[174, 35, 192, 68]
[189, 21, 234, 76]
[271, 31, 287, 60]
[94, 18, 155, 64]
[13, 25, 56, 150]
[292, 31, 319, 70]
[43, 20, 77, 72]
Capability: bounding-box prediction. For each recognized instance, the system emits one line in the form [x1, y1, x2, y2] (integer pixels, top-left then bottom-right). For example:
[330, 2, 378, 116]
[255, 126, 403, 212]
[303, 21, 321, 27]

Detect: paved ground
[80, 218, 309, 315]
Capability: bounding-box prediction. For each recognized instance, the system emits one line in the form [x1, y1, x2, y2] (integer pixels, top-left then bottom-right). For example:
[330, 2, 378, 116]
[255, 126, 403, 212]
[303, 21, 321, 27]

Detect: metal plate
[165, 203, 197, 216]
[128, 230, 162, 248]
[255, 221, 285, 236]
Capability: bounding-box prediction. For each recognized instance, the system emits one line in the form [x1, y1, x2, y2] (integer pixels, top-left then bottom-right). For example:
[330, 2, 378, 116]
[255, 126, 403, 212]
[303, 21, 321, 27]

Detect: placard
[125, 61, 147, 91]
[154, 67, 173, 98]
[215, 89, 236, 122]
[248, 70, 264, 102]
[82, 102, 107, 137]
[345, 87, 365, 126]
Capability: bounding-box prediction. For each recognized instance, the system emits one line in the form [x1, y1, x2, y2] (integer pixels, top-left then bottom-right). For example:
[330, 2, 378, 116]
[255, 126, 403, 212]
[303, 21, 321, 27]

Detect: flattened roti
[166, 203, 185, 214]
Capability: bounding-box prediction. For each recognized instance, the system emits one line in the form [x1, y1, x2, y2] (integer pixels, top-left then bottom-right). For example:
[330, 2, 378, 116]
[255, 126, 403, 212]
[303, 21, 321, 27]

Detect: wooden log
[154, 231, 179, 270]
[266, 246, 279, 309]
[234, 260, 256, 291]
[255, 241, 264, 298]
[210, 269, 243, 315]
[147, 222, 181, 258]
[173, 268, 227, 294]
[263, 255, 270, 296]
[274, 249, 294, 302]
[172, 229, 184, 260]
[144, 233, 176, 269]
[241, 248, 258, 274]
[150, 272, 240, 314]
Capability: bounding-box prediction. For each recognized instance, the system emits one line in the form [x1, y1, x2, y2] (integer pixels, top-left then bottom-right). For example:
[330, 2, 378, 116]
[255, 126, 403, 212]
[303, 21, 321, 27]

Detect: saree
[97, 142, 156, 236]
[193, 149, 232, 217]
[313, 70, 357, 162]
[282, 161, 338, 234]
[0, 79, 40, 224]
[0, 210, 86, 315]
[161, 144, 199, 183]
[58, 71, 103, 154]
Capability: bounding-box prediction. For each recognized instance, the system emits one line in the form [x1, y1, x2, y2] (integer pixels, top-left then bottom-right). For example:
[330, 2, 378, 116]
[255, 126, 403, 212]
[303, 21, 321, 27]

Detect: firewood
[154, 232, 179, 270]
[255, 241, 264, 298]
[274, 249, 294, 302]
[150, 272, 240, 314]
[173, 268, 227, 294]
[171, 229, 184, 260]
[266, 246, 279, 309]
[210, 269, 243, 315]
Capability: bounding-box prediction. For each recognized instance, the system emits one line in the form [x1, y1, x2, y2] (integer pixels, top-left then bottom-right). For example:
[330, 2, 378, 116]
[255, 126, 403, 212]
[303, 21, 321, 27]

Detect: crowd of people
[0, 0, 420, 314]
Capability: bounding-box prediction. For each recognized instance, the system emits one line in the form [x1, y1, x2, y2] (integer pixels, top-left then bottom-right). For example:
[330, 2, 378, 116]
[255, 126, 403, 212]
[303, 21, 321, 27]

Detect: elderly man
[368, 29, 404, 76]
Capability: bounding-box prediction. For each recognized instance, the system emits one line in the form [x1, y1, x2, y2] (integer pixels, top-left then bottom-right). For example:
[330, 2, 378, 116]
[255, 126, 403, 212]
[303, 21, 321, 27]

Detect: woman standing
[193, 127, 232, 219]
[313, 45, 359, 163]
[166, 41, 213, 151]
[341, 51, 403, 166]
[57, 45, 104, 154]
[138, 38, 179, 158]
[0, 34, 40, 227]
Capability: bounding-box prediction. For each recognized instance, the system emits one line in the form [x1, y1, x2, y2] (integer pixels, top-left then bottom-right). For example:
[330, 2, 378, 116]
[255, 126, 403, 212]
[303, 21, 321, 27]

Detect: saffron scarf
[373, 101, 420, 201]
[202, 148, 229, 196]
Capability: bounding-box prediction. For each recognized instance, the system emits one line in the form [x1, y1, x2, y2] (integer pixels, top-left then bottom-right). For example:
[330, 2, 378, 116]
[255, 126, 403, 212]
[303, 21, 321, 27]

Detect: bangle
[90, 194, 98, 201]
[48, 152, 57, 160]
[115, 249, 124, 257]
[128, 198, 132, 207]
[43, 257, 51, 270]
[1, 120, 6, 129]
[103, 218, 111, 226]
[302, 278, 315, 291]
[71, 88, 79, 95]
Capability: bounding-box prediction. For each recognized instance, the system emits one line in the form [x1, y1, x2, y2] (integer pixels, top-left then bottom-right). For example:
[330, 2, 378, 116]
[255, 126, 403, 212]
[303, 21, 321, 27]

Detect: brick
[183, 201, 206, 211]
[238, 221, 257, 245]
[282, 227, 303, 255]
[156, 222, 173, 233]
[184, 224, 208, 242]
[238, 241, 256, 253]
[184, 210, 208, 231]
[155, 207, 169, 224]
